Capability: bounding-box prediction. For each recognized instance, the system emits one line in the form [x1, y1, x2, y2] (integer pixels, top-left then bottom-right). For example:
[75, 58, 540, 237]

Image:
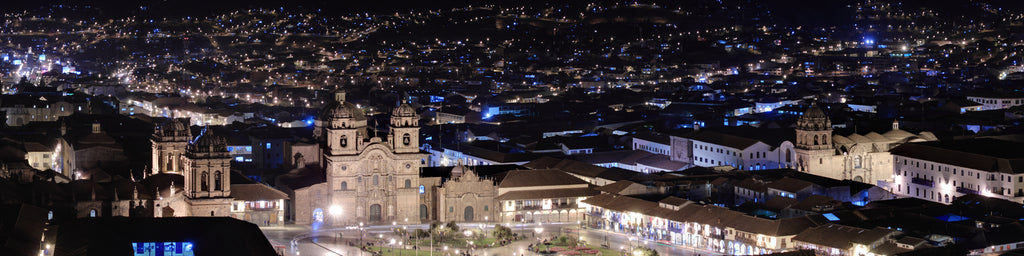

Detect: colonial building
[795, 104, 937, 185]
[495, 169, 599, 223]
[294, 91, 427, 225]
[437, 163, 498, 222]
[890, 138, 1024, 204]
[145, 121, 287, 224]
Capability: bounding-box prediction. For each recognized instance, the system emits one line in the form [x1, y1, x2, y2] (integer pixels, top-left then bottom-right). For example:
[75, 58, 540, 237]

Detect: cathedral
[795, 104, 938, 186]
[293, 91, 427, 225]
[149, 120, 233, 217]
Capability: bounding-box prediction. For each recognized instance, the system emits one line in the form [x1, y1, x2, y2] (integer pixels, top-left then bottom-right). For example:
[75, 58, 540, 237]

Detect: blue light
[823, 213, 840, 221]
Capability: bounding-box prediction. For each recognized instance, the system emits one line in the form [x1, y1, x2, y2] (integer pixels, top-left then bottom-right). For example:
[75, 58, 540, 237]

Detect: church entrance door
[464, 206, 474, 222]
[369, 204, 382, 222]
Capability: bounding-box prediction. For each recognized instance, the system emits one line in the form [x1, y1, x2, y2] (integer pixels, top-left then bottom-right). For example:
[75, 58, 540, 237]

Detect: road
[261, 222, 723, 256]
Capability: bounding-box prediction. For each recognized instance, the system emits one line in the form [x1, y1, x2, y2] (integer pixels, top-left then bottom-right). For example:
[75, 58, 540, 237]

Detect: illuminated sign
[132, 242, 194, 256]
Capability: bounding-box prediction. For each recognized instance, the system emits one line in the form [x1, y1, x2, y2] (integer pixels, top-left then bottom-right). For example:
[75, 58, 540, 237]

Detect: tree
[413, 229, 430, 239]
[445, 221, 460, 232]
[492, 224, 513, 240]
[634, 247, 659, 256]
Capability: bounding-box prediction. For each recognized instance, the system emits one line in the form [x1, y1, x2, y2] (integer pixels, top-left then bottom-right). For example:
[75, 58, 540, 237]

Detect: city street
[262, 222, 722, 256]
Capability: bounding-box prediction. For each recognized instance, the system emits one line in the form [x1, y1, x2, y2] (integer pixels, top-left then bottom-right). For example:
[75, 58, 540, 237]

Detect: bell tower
[319, 90, 368, 157]
[390, 103, 419, 154]
[794, 103, 834, 172]
[151, 118, 191, 175]
[182, 127, 232, 216]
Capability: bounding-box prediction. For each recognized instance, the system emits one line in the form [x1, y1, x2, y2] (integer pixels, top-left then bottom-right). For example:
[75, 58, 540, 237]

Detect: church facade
[795, 105, 938, 186]
[295, 91, 427, 226]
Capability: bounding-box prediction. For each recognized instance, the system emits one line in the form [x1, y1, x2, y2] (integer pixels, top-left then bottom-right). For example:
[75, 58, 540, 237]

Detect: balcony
[911, 177, 934, 187]
[956, 187, 978, 195]
[514, 203, 578, 211]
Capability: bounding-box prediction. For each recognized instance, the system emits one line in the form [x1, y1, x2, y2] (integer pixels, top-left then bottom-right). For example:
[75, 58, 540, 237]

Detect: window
[854, 156, 862, 169]
[201, 172, 209, 191]
[341, 181, 348, 190]
[266, 143, 271, 149]
[340, 135, 348, 147]
[419, 185, 425, 194]
[449, 207, 453, 212]
[373, 175, 379, 185]
[214, 171, 222, 191]
[227, 147, 234, 151]
[403, 133, 411, 146]
[89, 209, 97, 217]
[48, 211, 53, 220]
[484, 205, 488, 211]
[245, 146, 252, 151]
[405, 179, 411, 188]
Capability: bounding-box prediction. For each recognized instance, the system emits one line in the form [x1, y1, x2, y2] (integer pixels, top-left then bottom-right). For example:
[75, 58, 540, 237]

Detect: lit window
[266, 143, 271, 149]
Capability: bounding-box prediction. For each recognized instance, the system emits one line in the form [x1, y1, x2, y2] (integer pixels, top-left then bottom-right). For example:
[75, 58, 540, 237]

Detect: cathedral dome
[321, 101, 366, 121]
[188, 128, 228, 154]
[319, 90, 367, 122]
[157, 119, 190, 137]
[804, 104, 827, 119]
[392, 104, 416, 117]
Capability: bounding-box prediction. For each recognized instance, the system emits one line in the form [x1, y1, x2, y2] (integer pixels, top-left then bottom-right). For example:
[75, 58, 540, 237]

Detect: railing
[514, 203, 578, 211]
[911, 177, 934, 187]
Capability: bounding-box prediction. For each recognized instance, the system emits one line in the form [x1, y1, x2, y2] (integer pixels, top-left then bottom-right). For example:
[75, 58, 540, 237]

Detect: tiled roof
[891, 139, 1024, 174]
[231, 183, 289, 201]
[494, 187, 600, 200]
[498, 169, 589, 188]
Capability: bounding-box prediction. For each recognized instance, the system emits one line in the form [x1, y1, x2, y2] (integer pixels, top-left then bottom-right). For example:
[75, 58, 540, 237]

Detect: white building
[681, 130, 795, 170]
[966, 93, 1024, 111]
[632, 132, 671, 155]
[890, 138, 1024, 204]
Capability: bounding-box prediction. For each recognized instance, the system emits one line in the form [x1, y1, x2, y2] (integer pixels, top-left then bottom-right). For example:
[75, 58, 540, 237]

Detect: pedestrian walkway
[312, 236, 549, 256]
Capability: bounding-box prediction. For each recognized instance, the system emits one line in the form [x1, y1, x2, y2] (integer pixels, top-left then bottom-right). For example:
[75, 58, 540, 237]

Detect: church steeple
[390, 102, 419, 153]
[796, 103, 833, 150]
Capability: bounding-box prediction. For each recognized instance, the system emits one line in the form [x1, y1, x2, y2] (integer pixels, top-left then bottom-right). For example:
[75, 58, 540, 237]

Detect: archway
[853, 176, 864, 183]
[162, 206, 175, 217]
[369, 204, 382, 222]
[464, 206, 474, 222]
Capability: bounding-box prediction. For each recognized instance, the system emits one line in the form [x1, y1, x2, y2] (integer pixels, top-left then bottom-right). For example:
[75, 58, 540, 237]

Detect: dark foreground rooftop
[55, 217, 278, 256]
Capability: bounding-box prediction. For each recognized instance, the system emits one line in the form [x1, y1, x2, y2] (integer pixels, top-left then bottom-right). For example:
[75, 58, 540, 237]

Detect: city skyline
[2, 1, 1024, 256]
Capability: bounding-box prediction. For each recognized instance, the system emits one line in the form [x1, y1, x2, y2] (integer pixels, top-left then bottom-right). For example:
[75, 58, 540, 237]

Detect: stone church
[795, 104, 937, 186]
[148, 120, 233, 217]
[293, 91, 427, 225]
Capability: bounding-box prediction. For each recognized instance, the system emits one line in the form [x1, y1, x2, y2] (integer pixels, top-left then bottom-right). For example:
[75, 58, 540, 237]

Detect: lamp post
[576, 220, 582, 246]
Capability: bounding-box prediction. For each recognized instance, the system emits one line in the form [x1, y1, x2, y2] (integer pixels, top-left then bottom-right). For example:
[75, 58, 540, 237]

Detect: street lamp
[328, 205, 342, 227]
